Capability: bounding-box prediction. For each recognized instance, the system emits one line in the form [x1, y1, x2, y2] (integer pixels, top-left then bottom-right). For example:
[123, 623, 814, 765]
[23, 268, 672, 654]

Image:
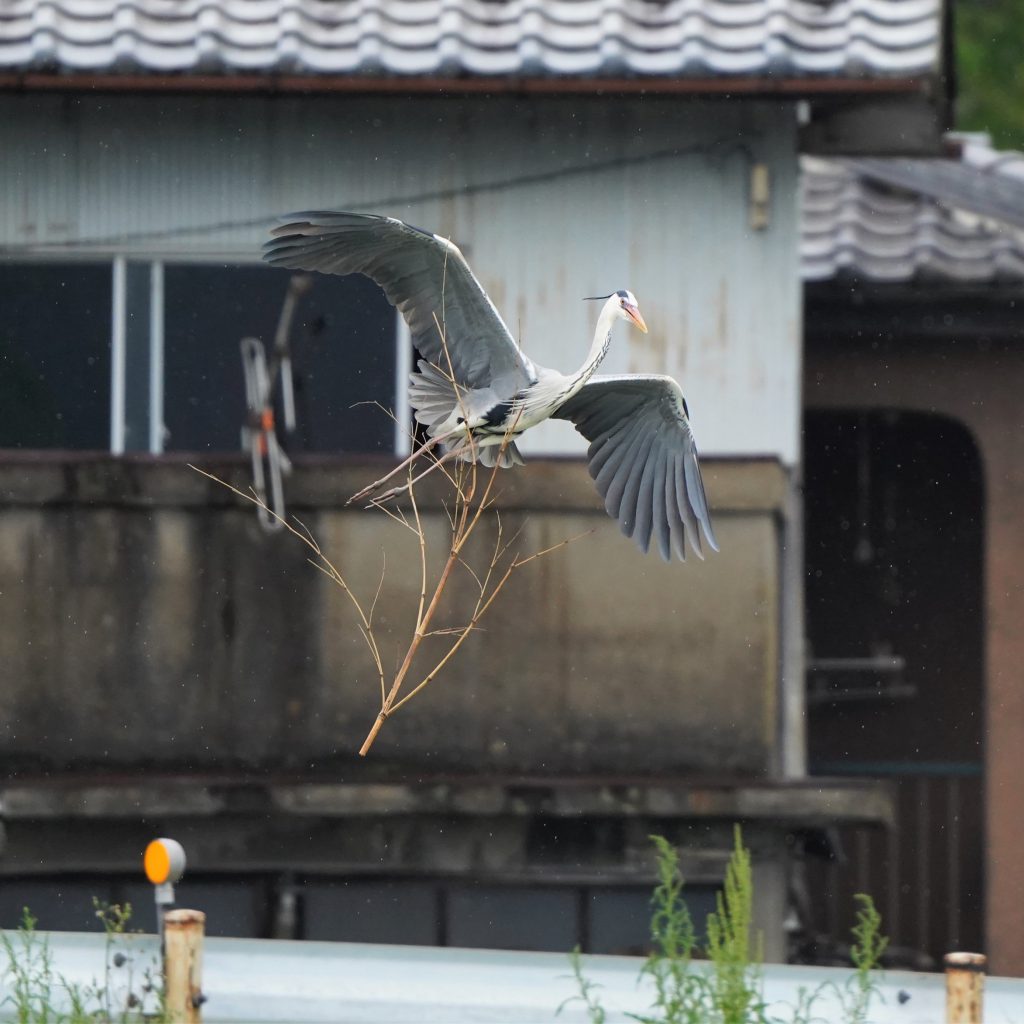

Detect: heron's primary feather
[264, 212, 535, 394]
[552, 374, 718, 559]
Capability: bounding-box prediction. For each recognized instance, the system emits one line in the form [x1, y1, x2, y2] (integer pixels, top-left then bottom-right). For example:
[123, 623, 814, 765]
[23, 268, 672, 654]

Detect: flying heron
[263, 212, 718, 561]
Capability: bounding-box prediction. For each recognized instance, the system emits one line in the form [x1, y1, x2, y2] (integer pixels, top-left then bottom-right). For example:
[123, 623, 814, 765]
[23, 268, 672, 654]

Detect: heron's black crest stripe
[583, 293, 613, 301]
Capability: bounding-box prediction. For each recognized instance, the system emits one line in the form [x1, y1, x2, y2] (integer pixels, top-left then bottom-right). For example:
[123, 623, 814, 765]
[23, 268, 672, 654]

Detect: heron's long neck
[567, 300, 617, 394]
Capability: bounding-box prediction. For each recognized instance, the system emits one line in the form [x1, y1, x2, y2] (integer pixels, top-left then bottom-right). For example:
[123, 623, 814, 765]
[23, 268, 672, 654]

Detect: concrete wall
[0, 456, 785, 777]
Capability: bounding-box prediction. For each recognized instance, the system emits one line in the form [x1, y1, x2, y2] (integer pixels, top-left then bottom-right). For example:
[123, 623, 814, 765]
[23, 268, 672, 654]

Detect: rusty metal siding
[0, 93, 800, 463]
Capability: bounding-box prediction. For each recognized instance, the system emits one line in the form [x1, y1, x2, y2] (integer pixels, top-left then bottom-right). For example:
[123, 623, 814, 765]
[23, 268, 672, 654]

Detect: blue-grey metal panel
[0, 95, 801, 462]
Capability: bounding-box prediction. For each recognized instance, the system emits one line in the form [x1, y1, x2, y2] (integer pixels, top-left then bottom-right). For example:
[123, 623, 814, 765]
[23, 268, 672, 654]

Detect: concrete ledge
[0, 454, 789, 514]
[2, 777, 892, 827]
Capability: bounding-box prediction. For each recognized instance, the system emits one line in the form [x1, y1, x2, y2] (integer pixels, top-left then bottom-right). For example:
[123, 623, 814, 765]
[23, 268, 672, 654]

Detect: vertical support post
[945, 951, 985, 1024]
[149, 261, 165, 454]
[394, 311, 412, 457]
[164, 909, 206, 1024]
[110, 256, 127, 454]
[779, 466, 807, 778]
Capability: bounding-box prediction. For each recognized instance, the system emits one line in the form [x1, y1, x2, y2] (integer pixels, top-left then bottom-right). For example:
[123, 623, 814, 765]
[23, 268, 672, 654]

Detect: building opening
[801, 408, 984, 966]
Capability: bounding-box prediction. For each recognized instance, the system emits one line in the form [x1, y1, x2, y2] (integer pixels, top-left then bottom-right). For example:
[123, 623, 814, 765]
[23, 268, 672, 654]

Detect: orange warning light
[144, 838, 186, 885]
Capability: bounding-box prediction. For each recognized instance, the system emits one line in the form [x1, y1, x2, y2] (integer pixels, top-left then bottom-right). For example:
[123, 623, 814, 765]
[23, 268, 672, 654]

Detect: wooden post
[163, 909, 206, 1024]
[945, 951, 986, 1024]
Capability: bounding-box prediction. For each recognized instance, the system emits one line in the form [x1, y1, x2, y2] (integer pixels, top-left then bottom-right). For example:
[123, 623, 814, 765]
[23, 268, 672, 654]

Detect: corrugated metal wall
[0, 93, 800, 462]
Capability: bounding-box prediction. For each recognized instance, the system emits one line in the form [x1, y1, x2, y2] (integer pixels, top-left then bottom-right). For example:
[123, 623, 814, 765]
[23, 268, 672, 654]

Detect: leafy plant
[564, 829, 888, 1024]
[840, 894, 888, 1024]
[0, 903, 165, 1024]
[705, 826, 763, 1024]
[1, 908, 62, 1024]
[632, 835, 706, 1024]
[957, 0, 1024, 150]
[562, 946, 607, 1024]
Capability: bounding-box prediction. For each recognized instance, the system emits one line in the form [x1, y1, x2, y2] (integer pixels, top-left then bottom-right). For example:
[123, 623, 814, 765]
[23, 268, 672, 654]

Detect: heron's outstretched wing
[553, 374, 718, 560]
[263, 212, 534, 392]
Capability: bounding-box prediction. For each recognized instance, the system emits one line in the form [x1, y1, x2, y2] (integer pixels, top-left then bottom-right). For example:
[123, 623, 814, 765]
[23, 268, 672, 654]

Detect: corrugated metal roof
[801, 136, 1024, 284]
[0, 0, 942, 79]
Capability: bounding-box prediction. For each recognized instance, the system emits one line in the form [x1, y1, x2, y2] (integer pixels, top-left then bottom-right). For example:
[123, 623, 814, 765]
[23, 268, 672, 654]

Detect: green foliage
[632, 835, 705, 1024]
[0, 902, 165, 1024]
[957, 0, 1024, 149]
[841, 894, 888, 1024]
[0, 908, 62, 1024]
[565, 829, 889, 1024]
[560, 947, 607, 1024]
[704, 826, 763, 1024]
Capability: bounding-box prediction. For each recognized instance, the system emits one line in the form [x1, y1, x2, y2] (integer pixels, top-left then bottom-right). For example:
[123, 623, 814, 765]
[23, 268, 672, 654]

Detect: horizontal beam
[1, 777, 894, 825]
[0, 455, 790, 514]
[0, 71, 930, 99]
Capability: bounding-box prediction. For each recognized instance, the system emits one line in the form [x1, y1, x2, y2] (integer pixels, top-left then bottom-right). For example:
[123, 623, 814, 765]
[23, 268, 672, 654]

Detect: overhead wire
[0, 136, 758, 254]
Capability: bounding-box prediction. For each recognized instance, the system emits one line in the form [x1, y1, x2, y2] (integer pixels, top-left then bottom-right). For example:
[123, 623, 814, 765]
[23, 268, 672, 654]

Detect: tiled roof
[801, 136, 1024, 284]
[0, 0, 942, 79]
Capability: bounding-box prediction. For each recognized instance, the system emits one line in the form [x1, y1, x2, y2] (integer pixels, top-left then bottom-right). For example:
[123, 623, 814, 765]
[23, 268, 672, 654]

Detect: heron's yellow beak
[626, 305, 648, 334]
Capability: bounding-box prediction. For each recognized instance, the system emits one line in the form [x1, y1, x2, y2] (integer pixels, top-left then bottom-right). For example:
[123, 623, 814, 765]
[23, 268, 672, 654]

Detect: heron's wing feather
[263, 212, 533, 391]
[553, 374, 718, 560]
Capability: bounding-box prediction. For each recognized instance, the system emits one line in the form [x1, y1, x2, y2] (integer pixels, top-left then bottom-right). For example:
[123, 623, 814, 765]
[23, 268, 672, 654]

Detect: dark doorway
[803, 409, 984, 964]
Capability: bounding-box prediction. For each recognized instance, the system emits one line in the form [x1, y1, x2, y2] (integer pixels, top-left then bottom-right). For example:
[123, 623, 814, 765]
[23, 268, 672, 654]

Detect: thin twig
[193, 281, 589, 759]
[190, 464, 387, 690]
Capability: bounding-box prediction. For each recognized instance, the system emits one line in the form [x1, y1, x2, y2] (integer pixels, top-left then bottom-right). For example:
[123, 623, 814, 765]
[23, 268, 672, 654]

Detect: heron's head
[614, 290, 648, 333]
[584, 290, 648, 332]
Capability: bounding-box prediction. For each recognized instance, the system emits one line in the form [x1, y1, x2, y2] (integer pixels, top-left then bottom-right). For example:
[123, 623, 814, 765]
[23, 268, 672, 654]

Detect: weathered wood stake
[945, 951, 986, 1024]
[164, 908, 206, 1024]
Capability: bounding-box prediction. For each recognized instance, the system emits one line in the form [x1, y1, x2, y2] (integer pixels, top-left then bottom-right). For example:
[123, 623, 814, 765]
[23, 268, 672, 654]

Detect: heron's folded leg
[370, 439, 475, 504]
[347, 432, 451, 505]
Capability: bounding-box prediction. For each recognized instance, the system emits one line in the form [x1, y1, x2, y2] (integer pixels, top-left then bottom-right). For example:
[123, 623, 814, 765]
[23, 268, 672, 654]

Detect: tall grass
[0, 902, 165, 1024]
[563, 826, 887, 1024]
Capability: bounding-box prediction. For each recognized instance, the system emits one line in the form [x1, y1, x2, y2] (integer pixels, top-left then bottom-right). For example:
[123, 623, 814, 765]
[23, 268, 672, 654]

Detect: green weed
[564, 828, 888, 1024]
[705, 826, 764, 1024]
[0, 902, 165, 1024]
[840, 894, 888, 1024]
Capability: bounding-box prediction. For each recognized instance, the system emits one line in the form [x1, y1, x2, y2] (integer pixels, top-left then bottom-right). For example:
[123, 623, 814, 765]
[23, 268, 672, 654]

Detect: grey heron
[263, 212, 718, 560]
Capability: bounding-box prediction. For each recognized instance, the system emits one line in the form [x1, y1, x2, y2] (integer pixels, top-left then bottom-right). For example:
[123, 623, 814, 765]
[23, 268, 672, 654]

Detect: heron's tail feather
[439, 437, 524, 469]
[476, 442, 525, 469]
[409, 360, 459, 434]
[411, 359, 524, 469]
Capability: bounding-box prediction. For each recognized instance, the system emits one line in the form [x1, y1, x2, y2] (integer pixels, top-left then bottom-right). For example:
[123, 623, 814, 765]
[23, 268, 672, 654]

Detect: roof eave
[0, 71, 935, 99]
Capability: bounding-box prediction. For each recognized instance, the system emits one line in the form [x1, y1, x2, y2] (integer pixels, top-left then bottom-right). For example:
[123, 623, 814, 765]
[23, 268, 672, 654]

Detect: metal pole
[110, 257, 127, 454]
[945, 951, 986, 1024]
[163, 908, 206, 1024]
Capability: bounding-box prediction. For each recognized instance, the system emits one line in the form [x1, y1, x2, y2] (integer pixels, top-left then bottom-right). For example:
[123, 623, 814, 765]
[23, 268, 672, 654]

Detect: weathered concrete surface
[0, 456, 783, 776]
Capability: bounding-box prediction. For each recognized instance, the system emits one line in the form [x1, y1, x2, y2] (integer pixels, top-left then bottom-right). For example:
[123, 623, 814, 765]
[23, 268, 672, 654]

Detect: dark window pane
[446, 885, 578, 952]
[164, 265, 395, 454]
[302, 880, 439, 944]
[123, 261, 153, 452]
[0, 263, 110, 449]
